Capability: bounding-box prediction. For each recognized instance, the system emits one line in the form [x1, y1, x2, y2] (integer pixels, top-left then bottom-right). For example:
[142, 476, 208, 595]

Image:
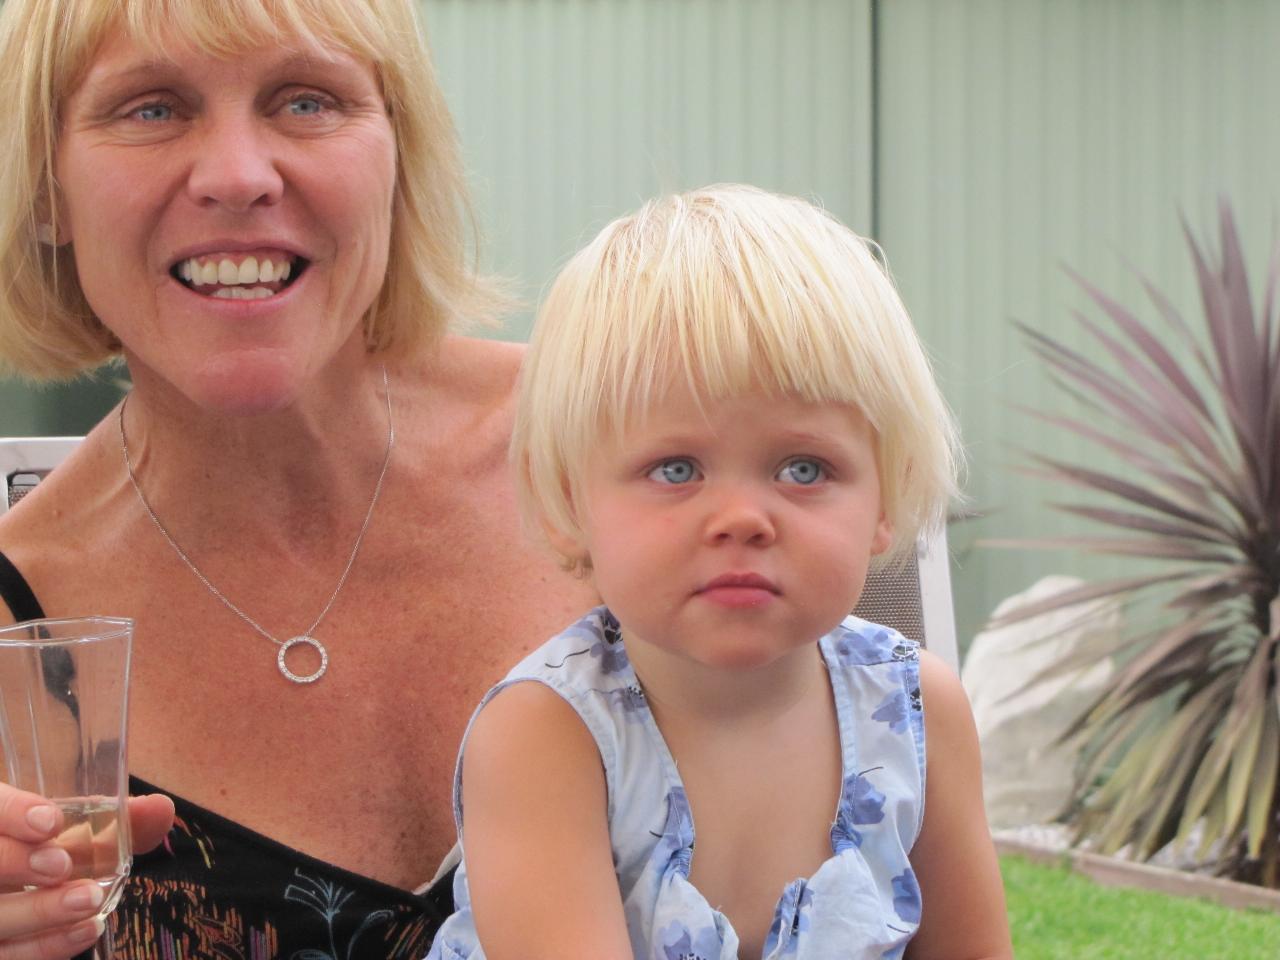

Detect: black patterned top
[0, 550, 454, 960]
[111, 776, 454, 960]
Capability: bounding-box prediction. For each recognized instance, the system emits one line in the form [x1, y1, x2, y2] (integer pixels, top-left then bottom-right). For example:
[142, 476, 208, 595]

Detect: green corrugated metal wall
[426, 0, 873, 332]
[3, 0, 1277, 647]
[877, 0, 1280, 645]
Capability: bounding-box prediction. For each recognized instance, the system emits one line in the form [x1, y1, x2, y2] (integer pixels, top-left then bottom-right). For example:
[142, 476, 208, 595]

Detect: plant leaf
[1068, 264, 1216, 423]
[1019, 455, 1235, 531]
[1179, 641, 1272, 833]
[1048, 503, 1240, 548]
[979, 569, 1202, 627]
[1014, 404, 1222, 508]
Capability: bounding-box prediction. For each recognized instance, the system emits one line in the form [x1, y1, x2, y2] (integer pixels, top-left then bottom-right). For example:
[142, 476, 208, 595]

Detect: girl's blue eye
[649, 459, 699, 484]
[778, 458, 825, 485]
[133, 103, 172, 122]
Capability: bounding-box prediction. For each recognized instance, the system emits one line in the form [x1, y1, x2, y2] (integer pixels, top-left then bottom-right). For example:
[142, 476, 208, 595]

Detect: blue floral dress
[428, 607, 926, 960]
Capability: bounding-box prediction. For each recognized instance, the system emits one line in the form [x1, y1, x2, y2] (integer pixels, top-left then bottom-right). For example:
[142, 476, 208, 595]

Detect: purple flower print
[600, 611, 624, 645]
[603, 683, 648, 718]
[658, 920, 723, 960]
[845, 770, 887, 824]
[650, 787, 695, 877]
[832, 625, 893, 665]
[890, 640, 918, 662]
[764, 881, 814, 955]
[592, 639, 630, 674]
[545, 610, 630, 674]
[831, 769, 887, 851]
[872, 689, 910, 734]
[891, 868, 921, 923]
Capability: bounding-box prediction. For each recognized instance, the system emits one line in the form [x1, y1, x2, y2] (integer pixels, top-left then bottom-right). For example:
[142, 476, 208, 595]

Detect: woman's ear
[35, 187, 71, 246]
[35, 222, 66, 245]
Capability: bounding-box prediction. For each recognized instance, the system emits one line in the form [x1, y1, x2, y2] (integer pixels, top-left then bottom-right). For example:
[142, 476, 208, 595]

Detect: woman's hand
[0, 787, 174, 960]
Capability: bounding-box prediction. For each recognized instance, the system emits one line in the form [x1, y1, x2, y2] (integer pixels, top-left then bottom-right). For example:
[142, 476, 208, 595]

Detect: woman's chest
[120, 553, 592, 888]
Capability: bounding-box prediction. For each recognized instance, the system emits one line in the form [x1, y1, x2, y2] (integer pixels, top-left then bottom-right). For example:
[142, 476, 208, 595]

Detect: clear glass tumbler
[0, 616, 133, 955]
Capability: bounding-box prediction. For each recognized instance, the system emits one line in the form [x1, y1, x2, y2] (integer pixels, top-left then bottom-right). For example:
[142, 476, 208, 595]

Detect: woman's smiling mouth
[170, 250, 309, 300]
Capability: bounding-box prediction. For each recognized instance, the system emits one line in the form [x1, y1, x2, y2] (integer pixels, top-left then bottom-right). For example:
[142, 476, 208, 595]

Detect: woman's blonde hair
[513, 183, 961, 570]
[0, 0, 496, 380]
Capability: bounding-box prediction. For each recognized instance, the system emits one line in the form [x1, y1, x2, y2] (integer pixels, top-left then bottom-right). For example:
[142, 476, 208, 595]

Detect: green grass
[1001, 854, 1280, 959]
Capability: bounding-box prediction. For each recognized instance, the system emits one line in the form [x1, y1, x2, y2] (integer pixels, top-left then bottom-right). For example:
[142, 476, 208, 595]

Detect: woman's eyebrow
[86, 59, 181, 89]
[72, 60, 185, 112]
[73, 51, 352, 113]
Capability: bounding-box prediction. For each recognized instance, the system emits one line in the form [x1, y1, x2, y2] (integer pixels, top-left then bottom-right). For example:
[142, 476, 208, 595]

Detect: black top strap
[0, 550, 46, 622]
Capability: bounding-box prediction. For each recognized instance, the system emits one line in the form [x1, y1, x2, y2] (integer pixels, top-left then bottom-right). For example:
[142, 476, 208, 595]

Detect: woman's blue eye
[649, 459, 699, 484]
[778, 458, 825, 485]
[288, 96, 326, 116]
[133, 103, 172, 122]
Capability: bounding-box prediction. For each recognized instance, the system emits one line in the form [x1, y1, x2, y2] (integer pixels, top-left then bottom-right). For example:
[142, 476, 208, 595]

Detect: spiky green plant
[988, 203, 1280, 887]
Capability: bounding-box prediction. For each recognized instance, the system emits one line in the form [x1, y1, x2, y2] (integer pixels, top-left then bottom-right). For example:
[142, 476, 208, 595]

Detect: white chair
[0, 435, 959, 670]
[0, 437, 81, 513]
[852, 530, 959, 670]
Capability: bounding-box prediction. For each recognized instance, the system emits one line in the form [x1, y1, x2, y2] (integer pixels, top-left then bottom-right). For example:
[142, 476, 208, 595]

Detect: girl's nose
[185, 116, 284, 212]
[703, 487, 777, 546]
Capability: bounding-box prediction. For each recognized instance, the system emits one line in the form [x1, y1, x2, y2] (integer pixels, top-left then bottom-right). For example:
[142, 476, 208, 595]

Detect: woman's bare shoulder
[416, 335, 527, 407]
[393, 336, 528, 461]
[0, 423, 125, 622]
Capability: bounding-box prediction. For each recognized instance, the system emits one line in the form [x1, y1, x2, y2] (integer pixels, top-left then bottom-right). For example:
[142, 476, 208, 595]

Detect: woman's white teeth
[211, 286, 275, 300]
[179, 255, 293, 286]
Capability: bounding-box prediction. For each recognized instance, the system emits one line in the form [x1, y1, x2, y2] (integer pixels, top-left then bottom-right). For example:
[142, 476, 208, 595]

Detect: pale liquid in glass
[26, 797, 131, 914]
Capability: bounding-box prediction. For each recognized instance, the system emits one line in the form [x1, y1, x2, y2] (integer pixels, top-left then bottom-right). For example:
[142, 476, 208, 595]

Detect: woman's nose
[185, 115, 284, 212]
[703, 487, 777, 546]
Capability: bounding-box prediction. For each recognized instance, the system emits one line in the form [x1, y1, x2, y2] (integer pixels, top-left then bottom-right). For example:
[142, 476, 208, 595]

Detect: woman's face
[55, 27, 398, 413]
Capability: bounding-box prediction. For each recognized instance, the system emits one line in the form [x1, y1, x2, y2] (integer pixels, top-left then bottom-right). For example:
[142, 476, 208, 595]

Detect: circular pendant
[278, 635, 329, 684]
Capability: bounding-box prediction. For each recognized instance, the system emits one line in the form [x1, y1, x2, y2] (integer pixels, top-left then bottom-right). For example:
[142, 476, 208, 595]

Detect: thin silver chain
[119, 367, 394, 682]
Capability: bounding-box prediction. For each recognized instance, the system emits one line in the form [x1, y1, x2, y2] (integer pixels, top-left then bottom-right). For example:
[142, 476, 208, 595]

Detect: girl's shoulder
[498, 606, 633, 692]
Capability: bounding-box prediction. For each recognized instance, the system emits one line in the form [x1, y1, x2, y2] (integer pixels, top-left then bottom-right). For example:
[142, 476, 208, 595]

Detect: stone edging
[994, 836, 1280, 915]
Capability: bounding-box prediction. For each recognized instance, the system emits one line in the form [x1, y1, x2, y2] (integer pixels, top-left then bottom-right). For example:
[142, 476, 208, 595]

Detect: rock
[961, 575, 1118, 829]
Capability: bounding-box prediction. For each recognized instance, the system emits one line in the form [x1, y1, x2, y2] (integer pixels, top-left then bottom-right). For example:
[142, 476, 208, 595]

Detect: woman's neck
[117, 348, 398, 552]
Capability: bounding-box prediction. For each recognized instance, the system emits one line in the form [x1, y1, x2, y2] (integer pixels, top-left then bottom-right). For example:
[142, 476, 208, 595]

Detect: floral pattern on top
[891, 868, 922, 924]
[871, 689, 911, 734]
[659, 920, 727, 960]
[830, 770, 889, 853]
[428, 609, 926, 960]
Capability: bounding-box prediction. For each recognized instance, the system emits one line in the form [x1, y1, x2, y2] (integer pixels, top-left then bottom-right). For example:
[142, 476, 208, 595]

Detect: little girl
[428, 185, 1011, 959]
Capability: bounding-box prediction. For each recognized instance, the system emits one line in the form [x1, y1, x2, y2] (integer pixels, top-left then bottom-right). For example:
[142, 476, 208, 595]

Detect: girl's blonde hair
[513, 183, 961, 571]
[0, 0, 498, 380]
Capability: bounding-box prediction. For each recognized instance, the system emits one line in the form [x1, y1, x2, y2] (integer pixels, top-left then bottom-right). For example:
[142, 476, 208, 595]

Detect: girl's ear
[870, 515, 894, 556]
[545, 524, 589, 567]
[540, 513, 591, 574]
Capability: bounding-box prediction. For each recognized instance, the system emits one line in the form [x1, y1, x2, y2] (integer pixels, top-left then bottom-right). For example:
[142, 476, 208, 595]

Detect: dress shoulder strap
[0, 550, 46, 622]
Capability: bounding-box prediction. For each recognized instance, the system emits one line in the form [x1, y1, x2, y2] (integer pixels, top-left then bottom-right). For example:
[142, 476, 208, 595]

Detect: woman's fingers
[127, 794, 174, 855]
[0, 790, 67, 890]
[0, 790, 61, 847]
[0, 920, 105, 960]
[0, 840, 71, 891]
[0, 790, 171, 889]
[0, 883, 105, 957]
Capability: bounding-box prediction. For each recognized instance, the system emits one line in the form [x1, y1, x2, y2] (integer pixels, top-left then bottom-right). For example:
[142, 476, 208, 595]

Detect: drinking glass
[0, 616, 133, 956]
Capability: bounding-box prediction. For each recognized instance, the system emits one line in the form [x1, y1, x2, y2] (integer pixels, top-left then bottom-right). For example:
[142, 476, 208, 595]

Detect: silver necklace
[119, 367, 395, 684]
